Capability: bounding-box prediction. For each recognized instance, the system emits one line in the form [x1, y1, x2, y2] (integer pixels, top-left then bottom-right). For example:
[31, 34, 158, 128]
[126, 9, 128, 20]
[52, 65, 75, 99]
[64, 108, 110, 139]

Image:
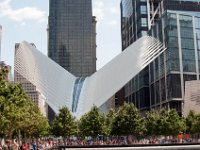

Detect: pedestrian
[10, 139, 19, 150]
[21, 142, 28, 150]
[2, 140, 12, 150]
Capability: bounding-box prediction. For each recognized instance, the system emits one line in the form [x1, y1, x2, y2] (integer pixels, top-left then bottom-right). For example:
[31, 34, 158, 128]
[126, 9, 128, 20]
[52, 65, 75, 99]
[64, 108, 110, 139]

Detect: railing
[47, 143, 200, 150]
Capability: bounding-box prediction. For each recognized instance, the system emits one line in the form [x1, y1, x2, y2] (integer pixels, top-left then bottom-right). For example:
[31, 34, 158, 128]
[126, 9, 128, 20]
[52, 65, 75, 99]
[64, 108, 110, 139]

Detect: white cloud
[93, 1, 104, 22]
[0, 0, 46, 23]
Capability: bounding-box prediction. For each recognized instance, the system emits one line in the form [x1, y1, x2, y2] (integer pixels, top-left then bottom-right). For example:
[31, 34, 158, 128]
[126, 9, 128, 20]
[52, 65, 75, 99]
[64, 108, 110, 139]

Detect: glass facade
[121, 0, 200, 115]
[121, 0, 148, 50]
[48, 0, 96, 77]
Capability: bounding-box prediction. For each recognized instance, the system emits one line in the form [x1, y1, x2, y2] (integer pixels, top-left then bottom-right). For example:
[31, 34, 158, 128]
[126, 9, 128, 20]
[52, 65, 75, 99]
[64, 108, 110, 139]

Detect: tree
[111, 103, 146, 136]
[0, 68, 49, 140]
[20, 104, 49, 138]
[105, 108, 116, 136]
[192, 114, 200, 135]
[186, 110, 196, 135]
[186, 110, 200, 138]
[145, 109, 161, 137]
[0, 69, 32, 139]
[159, 109, 185, 137]
[79, 106, 107, 137]
[51, 106, 77, 144]
[0, 96, 8, 138]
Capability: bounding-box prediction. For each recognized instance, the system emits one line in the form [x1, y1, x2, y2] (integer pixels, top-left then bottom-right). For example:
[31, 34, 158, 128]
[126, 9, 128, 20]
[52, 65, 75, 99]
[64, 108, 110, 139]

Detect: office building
[120, 0, 200, 116]
[0, 25, 2, 61]
[120, 0, 148, 50]
[48, 0, 96, 77]
[184, 80, 200, 116]
[14, 43, 47, 117]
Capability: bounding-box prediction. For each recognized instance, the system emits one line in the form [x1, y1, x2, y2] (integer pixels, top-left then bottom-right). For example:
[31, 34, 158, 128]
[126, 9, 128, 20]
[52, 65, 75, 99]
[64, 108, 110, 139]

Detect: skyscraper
[120, 0, 200, 116]
[47, 0, 96, 122]
[48, 0, 96, 77]
[14, 43, 48, 117]
[121, 0, 148, 50]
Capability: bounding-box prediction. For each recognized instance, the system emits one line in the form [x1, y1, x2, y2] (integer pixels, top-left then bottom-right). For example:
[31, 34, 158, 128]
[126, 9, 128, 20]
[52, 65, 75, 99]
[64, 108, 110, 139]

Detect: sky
[0, 0, 121, 72]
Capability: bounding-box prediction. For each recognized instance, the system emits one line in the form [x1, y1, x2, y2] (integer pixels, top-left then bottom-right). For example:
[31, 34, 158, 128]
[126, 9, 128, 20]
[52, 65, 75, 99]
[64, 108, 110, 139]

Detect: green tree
[51, 106, 77, 144]
[186, 110, 200, 138]
[21, 104, 49, 138]
[146, 109, 161, 137]
[105, 108, 116, 136]
[159, 109, 185, 137]
[111, 103, 146, 136]
[0, 68, 49, 140]
[186, 110, 196, 135]
[192, 114, 200, 135]
[79, 106, 107, 137]
[0, 96, 8, 138]
[3, 83, 38, 139]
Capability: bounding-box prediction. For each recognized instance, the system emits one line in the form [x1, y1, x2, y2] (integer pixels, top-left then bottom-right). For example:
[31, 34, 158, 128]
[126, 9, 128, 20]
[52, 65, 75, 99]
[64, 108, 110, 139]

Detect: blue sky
[0, 0, 121, 71]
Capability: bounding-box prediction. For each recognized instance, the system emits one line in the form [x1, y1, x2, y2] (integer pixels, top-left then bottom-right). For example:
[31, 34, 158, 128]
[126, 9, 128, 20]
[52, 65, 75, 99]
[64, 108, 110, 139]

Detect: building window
[141, 18, 147, 27]
[140, 5, 147, 14]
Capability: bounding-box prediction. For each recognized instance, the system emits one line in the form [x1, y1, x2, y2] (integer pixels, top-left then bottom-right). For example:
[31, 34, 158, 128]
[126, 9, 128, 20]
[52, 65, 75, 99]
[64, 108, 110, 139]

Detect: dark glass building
[121, 0, 148, 50]
[120, 0, 200, 116]
[115, 0, 149, 108]
[48, 0, 96, 122]
[48, 0, 96, 77]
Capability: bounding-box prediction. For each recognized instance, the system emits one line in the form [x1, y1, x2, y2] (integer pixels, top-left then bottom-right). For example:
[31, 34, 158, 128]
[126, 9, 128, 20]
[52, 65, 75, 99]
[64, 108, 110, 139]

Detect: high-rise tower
[121, 0, 148, 50]
[48, 0, 96, 77]
[0, 25, 2, 61]
[120, 0, 200, 116]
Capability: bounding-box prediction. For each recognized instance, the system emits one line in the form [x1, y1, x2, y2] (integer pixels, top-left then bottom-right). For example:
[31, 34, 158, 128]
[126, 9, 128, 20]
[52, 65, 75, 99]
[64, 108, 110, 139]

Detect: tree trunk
[8, 122, 13, 140]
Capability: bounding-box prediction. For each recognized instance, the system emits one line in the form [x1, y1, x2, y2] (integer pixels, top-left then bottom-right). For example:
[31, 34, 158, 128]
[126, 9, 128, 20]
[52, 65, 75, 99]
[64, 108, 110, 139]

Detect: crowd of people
[0, 140, 51, 150]
[0, 137, 199, 150]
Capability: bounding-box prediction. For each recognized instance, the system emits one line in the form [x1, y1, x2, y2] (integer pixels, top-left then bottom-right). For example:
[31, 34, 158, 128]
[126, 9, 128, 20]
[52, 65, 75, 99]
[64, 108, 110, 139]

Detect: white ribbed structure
[15, 43, 76, 114]
[14, 36, 165, 117]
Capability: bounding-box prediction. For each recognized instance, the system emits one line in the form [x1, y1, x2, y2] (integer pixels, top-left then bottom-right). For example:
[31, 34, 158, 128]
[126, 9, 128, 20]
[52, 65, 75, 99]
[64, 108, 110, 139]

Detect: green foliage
[0, 96, 8, 138]
[111, 103, 146, 136]
[186, 110, 200, 135]
[0, 69, 49, 139]
[146, 109, 185, 137]
[186, 110, 196, 134]
[21, 104, 50, 138]
[146, 109, 161, 137]
[79, 106, 107, 137]
[159, 109, 185, 136]
[105, 108, 116, 136]
[51, 106, 77, 138]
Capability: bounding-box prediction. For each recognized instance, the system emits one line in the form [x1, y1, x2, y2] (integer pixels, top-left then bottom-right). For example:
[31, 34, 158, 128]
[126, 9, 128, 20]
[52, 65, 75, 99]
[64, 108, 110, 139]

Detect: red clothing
[21, 144, 28, 150]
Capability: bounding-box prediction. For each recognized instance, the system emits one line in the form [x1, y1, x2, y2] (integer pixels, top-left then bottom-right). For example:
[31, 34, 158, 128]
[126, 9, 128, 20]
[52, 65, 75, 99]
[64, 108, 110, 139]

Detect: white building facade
[14, 36, 165, 117]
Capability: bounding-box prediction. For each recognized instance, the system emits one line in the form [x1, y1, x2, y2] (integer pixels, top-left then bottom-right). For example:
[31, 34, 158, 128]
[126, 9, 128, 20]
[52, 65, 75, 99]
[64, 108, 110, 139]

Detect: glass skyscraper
[120, 0, 200, 116]
[121, 0, 148, 50]
[48, 0, 96, 77]
[48, 0, 96, 122]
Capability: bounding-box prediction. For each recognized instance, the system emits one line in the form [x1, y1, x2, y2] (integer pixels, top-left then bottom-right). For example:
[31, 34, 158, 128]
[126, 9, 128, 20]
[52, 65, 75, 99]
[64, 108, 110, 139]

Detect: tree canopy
[79, 106, 107, 137]
[111, 103, 146, 136]
[0, 67, 49, 139]
[51, 106, 77, 138]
